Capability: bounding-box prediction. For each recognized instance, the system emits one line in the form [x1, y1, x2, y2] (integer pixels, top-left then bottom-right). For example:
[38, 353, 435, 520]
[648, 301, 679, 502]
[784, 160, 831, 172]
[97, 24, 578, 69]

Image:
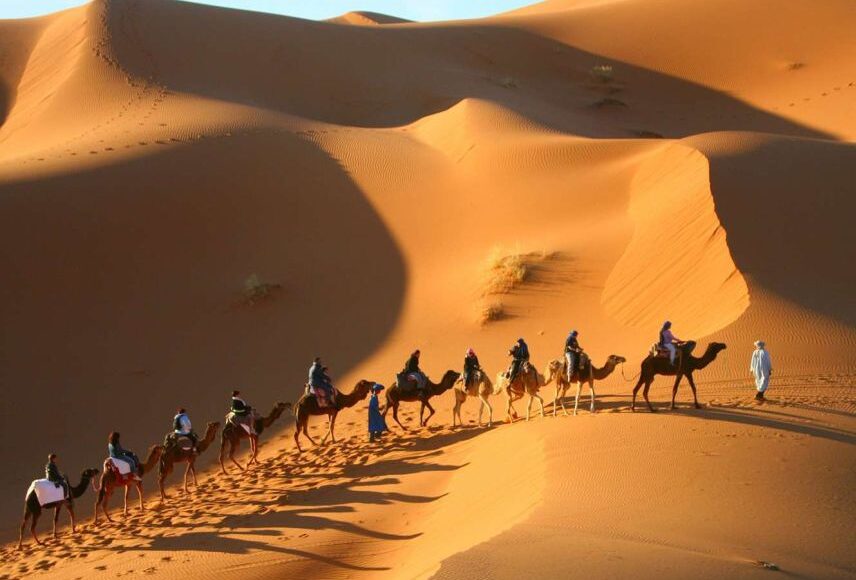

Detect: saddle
[27, 479, 68, 506]
[165, 432, 195, 451]
[226, 411, 256, 435]
[397, 372, 427, 395]
[307, 382, 337, 408]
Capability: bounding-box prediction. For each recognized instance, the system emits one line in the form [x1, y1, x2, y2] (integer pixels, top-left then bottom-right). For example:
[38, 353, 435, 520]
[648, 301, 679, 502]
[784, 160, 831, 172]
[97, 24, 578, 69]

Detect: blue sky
[0, 0, 535, 21]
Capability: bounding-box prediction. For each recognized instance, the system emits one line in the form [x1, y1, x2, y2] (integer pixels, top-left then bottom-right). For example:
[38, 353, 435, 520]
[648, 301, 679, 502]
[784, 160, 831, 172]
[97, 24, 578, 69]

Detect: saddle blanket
[227, 412, 256, 435]
[26, 479, 67, 506]
[106, 457, 133, 475]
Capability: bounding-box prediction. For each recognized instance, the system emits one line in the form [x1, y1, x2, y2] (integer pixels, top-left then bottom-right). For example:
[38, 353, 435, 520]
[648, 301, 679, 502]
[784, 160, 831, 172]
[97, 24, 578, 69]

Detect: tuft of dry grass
[498, 76, 518, 89]
[590, 64, 614, 83]
[594, 97, 628, 108]
[787, 62, 805, 71]
[479, 302, 505, 325]
[243, 273, 282, 305]
[484, 250, 529, 294]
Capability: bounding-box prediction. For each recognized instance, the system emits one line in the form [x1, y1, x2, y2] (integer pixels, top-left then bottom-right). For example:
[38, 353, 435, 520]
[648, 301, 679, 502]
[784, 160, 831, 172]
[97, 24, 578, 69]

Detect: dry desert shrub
[590, 64, 614, 83]
[484, 250, 529, 294]
[243, 273, 282, 305]
[479, 302, 506, 325]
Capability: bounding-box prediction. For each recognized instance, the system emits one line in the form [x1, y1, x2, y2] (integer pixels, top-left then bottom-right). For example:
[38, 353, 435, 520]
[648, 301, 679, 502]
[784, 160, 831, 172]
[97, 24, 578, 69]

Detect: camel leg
[574, 382, 582, 416]
[481, 395, 493, 427]
[506, 394, 513, 423]
[643, 380, 656, 413]
[588, 380, 596, 413]
[137, 482, 145, 511]
[525, 393, 533, 421]
[18, 509, 31, 549]
[229, 440, 245, 472]
[249, 436, 259, 465]
[631, 378, 645, 412]
[219, 439, 229, 474]
[190, 462, 198, 486]
[392, 402, 407, 430]
[30, 511, 41, 546]
[670, 374, 683, 410]
[67, 503, 77, 534]
[423, 400, 436, 427]
[184, 462, 191, 494]
[452, 395, 462, 427]
[321, 412, 338, 444]
[687, 373, 702, 409]
[536, 392, 545, 418]
[52, 506, 60, 539]
[123, 485, 129, 517]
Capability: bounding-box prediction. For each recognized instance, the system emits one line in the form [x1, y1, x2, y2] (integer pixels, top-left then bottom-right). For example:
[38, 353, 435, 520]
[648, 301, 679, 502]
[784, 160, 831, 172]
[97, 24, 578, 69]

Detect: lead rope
[620, 362, 640, 383]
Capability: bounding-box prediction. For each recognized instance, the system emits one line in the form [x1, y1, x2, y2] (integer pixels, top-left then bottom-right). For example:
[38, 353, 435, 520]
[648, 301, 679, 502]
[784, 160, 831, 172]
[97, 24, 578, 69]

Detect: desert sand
[0, 0, 854, 578]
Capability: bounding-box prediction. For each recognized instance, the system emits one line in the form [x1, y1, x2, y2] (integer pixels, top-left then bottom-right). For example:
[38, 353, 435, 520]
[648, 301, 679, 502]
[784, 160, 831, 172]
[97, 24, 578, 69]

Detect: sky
[0, 0, 535, 21]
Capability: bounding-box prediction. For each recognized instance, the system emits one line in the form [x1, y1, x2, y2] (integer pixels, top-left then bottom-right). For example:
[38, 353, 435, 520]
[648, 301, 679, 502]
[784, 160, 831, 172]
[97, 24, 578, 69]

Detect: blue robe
[368, 394, 388, 434]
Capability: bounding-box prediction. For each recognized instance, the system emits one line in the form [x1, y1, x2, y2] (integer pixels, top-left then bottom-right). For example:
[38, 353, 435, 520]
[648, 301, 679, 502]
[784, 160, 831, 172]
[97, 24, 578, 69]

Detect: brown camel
[497, 360, 562, 422]
[551, 354, 627, 416]
[219, 402, 291, 473]
[452, 369, 498, 427]
[158, 421, 220, 500]
[19, 468, 99, 549]
[94, 445, 164, 524]
[293, 380, 374, 452]
[631, 341, 728, 412]
[384, 370, 461, 429]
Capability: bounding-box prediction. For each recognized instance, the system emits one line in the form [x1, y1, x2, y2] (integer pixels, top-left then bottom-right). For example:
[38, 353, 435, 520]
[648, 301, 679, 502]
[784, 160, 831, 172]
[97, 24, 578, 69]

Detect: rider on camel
[564, 330, 584, 382]
[230, 390, 256, 435]
[659, 321, 683, 366]
[308, 357, 336, 407]
[108, 432, 142, 481]
[507, 338, 530, 384]
[462, 347, 481, 388]
[45, 453, 69, 498]
[167, 407, 198, 454]
[401, 350, 427, 398]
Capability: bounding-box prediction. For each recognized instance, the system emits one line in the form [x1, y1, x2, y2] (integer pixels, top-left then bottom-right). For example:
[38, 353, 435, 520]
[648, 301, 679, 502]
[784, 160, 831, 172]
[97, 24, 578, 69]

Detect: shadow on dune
[555, 393, 854, 445]
[103, 0, 833, 139]
[0, 131, 406, 539]
[699, 137, 856, 329]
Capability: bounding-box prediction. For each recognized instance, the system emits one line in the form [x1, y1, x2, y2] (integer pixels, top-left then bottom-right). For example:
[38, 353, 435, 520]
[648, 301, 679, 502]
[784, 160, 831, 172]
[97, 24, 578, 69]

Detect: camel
[293, 380, 374, 452]
[94, 445, 164, 524]
[219, 401, 291, 473]
[384, 370, 460, 429]
[158, 421, 220, 500]
[19, 468, 99, 549]
[452, 369, 498, 427]
[551, 354, 627, 416]
[497, 360, 562, 422]
[631, 341, 728, 412]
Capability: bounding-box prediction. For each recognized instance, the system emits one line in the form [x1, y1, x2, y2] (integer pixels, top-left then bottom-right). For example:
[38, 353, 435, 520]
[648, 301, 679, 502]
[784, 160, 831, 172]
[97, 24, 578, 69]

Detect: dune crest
[603, 143, 750, 337]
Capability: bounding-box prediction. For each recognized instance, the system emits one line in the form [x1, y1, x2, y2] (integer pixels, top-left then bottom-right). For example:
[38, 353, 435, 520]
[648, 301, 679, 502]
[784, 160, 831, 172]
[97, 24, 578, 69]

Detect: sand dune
[0, 0, 853, 578]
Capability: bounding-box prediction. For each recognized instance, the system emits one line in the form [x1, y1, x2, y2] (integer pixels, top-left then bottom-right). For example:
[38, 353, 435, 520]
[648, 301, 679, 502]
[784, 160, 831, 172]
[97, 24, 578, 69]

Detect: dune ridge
[0, 0, 853, 578]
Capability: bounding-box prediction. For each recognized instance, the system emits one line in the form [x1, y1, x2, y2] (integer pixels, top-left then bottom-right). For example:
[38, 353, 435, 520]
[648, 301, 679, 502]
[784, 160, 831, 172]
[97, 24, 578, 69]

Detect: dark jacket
[464, 355, 481, 373]
[565, 334, 580, 353]
[309, 362, 327, 388]
[403, 354, 421, 375]
[511, 342, 529, 361]
[45, 461, 62, 484]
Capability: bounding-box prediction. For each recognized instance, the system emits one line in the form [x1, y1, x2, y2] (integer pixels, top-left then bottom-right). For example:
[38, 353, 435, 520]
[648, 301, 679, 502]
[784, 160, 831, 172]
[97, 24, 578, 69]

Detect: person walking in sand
[368, 383, 388, 442]
[750, 340, 772, 400]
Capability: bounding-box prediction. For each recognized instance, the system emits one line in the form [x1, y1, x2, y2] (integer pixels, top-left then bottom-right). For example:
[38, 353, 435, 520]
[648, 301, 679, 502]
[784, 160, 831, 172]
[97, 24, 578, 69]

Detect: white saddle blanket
[27, 479, 67, 506]
[107, 457, 132, 475]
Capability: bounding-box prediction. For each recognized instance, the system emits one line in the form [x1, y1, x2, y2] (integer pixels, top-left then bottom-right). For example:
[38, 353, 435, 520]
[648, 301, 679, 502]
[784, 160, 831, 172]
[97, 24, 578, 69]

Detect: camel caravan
[19, 322, 727, 548]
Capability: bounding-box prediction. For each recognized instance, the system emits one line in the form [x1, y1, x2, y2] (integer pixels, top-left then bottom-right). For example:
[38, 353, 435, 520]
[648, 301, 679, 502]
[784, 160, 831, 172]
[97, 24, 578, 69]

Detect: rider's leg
[666, 343, 677, 365]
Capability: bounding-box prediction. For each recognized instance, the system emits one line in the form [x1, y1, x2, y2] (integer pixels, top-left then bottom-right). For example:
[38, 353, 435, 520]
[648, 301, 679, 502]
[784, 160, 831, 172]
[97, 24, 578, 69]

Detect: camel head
[440, 370, 461, 389]
[275, 401, 292, 413]
[708, 342, 728, 354]
[81, 468, 100, 481]
[353, 379, 374, 399]
[543, 359, 563, 383]
[608, 355, 627, 365]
